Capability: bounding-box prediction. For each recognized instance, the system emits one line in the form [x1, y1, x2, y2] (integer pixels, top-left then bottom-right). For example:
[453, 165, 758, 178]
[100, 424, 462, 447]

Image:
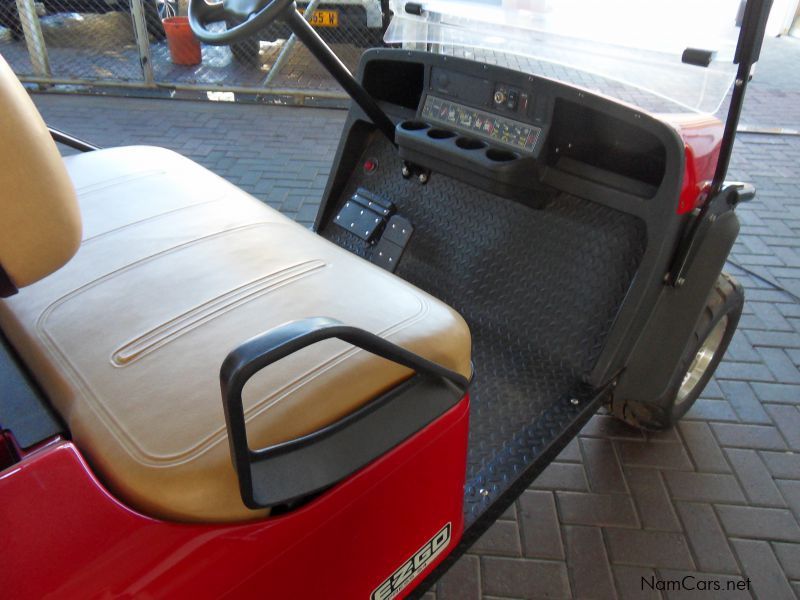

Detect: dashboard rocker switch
[507, 90, 519, 110]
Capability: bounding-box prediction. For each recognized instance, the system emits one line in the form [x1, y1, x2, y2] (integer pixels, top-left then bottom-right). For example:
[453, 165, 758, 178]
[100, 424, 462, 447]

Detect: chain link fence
[0, 0, 389, 101]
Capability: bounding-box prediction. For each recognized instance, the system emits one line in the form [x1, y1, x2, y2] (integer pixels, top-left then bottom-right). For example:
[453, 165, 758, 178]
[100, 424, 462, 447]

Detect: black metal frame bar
[219, 317, 469, 509]
[282, 6, 397, 145]
[48, 127, 100, 152]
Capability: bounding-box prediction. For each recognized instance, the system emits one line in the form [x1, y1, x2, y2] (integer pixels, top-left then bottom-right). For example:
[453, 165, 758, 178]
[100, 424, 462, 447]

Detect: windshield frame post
[711, 0, 773, 195]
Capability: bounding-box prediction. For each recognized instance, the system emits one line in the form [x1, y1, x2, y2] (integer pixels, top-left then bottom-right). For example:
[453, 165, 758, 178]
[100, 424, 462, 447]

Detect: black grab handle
[220, 317, 470, 509]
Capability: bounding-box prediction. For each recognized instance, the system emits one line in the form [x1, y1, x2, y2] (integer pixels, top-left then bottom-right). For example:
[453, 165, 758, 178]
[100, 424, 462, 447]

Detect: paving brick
[529, 462, 588, 492]
[760, 450, 800, 480]
[716, 361, 775, 382]
[745, 330, 800, 349]
[776, 480, 800, 520]
[674, 503, 739, 575]
[725, 448, 786, 507]
[725, 329, 762, 362]
[437, 555, 480, 600]
[677, 421, 730, 473]
[757, 347, 800, 384]
[711, 423, 788, 451]
[656, 570, 751, 600]
[645, 426, 681, 443]
[563, 526, 616, 599]
[700, 378, 724, 399]
[498, 503, 517, 522]
[663, 472, 747, 505]
[625, 467, 682, 532]
[780, 303, 800, 319]
[579, 437, 627, 494]
[750, 382, 800, 404]
[684, 399, 739, 422]
[516, 491, 564, 560]
[716, 505, 800, 542]
[618, 441, 694, 471]
[556, 491, 639, 529]
[470, 521, 522, 558]
[580, 414, 645, 440]
[772, 542, 800, 580]
[605, 529, 694, 570]
[556, 437, 582, 463]
[765, 404, 800, 451]
[731, 539, 796, 600]
[789, 348, 800, 367]
[717, 380, 771, 424]
[481, 556, 571, 599]
[612, 565, 661, 600]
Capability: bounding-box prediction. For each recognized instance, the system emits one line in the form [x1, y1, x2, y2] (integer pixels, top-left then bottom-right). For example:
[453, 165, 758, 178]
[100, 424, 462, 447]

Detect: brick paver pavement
[31, 34, 800, 600]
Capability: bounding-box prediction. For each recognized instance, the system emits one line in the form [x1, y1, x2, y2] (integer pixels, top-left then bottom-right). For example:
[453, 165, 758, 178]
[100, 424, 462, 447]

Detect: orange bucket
[163, 17, 201, 66]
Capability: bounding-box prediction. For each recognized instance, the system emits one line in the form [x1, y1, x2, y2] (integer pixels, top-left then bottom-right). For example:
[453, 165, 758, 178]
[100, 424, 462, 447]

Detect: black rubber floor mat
[321, 136, 646, 523]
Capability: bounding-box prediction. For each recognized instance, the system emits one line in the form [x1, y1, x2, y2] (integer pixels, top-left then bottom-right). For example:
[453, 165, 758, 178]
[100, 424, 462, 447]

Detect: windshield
[385, 0, 746, 114]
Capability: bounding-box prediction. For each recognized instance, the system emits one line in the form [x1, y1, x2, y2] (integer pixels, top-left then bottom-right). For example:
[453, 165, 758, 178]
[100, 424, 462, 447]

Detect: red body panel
[659, 113, 724, 214]
[0, 396, 470, 600]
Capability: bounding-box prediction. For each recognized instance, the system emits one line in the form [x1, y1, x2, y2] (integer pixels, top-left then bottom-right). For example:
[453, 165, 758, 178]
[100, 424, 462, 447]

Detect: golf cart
[0, 0, 771, 597]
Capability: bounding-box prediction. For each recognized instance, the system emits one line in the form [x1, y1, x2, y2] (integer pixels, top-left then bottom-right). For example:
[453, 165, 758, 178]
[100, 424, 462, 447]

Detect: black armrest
[220, 317, 470, 509]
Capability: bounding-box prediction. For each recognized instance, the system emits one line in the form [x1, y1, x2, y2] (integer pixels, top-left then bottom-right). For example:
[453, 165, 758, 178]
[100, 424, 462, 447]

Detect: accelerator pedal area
[333, 188, 414, 273]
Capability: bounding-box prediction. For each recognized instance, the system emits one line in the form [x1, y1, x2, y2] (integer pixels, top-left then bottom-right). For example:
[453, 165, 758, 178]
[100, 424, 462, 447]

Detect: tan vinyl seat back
[0, 56, 82, 296]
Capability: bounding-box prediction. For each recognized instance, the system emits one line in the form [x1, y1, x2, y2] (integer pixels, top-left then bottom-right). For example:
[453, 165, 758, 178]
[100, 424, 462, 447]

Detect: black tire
[611, 272, 744, 430]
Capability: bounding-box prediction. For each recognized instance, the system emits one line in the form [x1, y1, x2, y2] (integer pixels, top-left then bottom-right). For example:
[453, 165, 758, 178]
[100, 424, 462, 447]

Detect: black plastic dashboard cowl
[395, 123, 548, 206]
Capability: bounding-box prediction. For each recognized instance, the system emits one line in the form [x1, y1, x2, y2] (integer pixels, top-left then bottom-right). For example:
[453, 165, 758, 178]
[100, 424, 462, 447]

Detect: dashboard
[360, 51, 669, 205]
[423, 66, 550, 156]
[420, 95, 541, 154]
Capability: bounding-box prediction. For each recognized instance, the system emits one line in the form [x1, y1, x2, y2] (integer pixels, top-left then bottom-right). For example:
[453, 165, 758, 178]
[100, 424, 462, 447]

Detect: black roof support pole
[711, 0, 773, 194]
[283, 6, 397, 146]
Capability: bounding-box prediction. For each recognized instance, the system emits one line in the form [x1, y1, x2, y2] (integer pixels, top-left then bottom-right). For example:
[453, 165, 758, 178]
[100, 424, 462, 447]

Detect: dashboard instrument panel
[421, 95, 542, 154]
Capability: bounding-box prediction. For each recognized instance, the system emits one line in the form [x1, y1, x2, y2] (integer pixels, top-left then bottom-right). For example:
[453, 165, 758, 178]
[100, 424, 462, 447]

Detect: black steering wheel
[188, 0, 294, 44]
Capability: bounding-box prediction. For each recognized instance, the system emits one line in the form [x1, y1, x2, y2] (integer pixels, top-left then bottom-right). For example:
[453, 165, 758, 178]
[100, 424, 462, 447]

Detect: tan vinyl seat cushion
[0, 145, 471, 523]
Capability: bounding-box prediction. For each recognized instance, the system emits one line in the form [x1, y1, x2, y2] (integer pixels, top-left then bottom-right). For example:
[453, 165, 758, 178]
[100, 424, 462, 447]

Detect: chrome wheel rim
[676, 315, 729, 410]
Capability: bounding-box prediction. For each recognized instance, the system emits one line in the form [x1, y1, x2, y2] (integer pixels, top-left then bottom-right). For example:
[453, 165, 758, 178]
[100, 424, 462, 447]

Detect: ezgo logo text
[371, 523, 452, 600]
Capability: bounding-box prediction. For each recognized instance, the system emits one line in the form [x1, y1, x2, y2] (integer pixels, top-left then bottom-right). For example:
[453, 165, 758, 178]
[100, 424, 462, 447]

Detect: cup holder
[455, 137, 487, 150]
[400, 120, 430, 131]
[486, 148, 518, 162]
[427, 129, 457, 140]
